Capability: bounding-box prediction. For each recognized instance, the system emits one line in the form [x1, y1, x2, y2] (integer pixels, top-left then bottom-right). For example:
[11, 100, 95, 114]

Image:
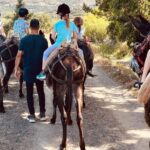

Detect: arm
[25, 21, 29, 35]
[14, 51, 23, 79]
[73, 31, 78, 40]
[1, 26, 6, 37]
[51, 30, 57, 41]
[25, 28, 29, 35]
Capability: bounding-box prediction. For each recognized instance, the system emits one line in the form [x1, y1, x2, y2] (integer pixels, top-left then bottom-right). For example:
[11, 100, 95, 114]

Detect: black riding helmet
[56, 3, 70, 16]
[18, 8, 29, 17]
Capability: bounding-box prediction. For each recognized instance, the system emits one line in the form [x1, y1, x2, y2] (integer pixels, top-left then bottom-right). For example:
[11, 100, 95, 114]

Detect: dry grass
[92, 44, 139, 89]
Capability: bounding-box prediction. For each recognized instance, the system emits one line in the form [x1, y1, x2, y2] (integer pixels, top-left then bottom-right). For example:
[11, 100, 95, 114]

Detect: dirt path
[0, 63, 150, 150]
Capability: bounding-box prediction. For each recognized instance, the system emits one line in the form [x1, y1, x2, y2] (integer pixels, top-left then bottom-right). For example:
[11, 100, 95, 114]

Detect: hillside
[0, 0, 96, 15]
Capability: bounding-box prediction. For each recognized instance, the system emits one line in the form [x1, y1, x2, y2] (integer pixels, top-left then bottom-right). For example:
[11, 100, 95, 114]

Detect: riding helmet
[18, 8, 29, 17]
[56, 3, 70, 16]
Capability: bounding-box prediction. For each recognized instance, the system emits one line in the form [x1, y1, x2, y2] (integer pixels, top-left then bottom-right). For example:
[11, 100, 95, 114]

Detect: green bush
[97, 42, 131, 59]
[99, 43, 115, 57]
[3, 12, 15, 35]
[31, 13, 56, 33]
[3, 12, 56, 35]
[113, 42, 131, 59]
[83, 13, 109, 43]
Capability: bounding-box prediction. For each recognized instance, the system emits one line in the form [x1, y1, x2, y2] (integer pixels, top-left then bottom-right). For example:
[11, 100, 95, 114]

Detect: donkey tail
[66, 67, 73, 124]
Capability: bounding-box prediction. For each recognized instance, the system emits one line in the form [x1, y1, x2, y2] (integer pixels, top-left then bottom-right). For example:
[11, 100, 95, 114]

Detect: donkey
[0, 35, 24, 98]
[0, 75, 4, 113]
[46, 46, 86, 150]
[129, 16, 150, 127]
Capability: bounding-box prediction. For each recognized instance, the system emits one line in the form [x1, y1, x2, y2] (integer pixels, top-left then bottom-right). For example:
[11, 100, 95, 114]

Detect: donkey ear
[129, 15, 150, 36]
[138, 15, 150, 26]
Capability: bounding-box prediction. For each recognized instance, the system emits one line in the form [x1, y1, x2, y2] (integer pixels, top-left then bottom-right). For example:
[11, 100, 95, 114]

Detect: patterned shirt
[13, 18, 29, 40]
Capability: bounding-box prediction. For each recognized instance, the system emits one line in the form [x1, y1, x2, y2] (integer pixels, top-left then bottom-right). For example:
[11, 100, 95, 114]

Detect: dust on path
[0, 63, 150, 150]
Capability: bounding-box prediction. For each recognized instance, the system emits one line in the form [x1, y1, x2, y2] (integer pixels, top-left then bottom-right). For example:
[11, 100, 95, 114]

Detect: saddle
[45, 39, 81, 69]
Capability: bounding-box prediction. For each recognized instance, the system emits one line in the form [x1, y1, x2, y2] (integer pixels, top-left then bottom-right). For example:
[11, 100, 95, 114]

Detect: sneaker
[37, 112, 47, 121]
[36, 72, 46, 80]
[27, 115, 36, 123]
[134, 81, 143, 89]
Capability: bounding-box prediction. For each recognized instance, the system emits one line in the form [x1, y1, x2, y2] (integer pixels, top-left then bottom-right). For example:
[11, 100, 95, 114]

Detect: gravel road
[0, 63, 150, 150]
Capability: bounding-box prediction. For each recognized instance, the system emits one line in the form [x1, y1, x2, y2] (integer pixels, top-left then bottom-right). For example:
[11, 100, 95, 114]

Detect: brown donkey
[46, 46, 86, 150]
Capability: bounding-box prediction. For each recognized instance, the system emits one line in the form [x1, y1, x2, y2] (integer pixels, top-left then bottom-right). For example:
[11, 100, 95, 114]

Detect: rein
[47, 47, 85, 84]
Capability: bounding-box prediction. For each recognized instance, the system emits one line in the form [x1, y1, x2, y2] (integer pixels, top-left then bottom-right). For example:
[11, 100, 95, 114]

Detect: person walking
[15, 19, 48, 123]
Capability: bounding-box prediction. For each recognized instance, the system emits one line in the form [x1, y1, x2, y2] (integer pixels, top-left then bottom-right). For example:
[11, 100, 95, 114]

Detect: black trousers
[26, 80, 46, 115]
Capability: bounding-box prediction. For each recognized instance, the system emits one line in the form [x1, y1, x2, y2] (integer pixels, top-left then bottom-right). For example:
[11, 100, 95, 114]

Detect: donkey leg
[56, 85, 67, 150]
[50, 98, 57, 124]
[50, 85, 58, 124]
[0, 81, 5, 113]
[83, 83, 85, 108]
[59, 106, 67, 150]
[75, 84, 86, 150]
[65, 92, 73, 125]
[3, 61, 15, 93]
[19, 73, 24, 98]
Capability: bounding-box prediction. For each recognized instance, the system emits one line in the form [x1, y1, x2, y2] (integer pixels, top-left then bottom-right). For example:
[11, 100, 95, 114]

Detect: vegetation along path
[0, 62, 150, 150]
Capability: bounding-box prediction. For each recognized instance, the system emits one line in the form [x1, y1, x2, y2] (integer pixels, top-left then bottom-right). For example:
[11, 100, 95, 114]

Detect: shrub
[113, 42, 131, 59]
[31, 13, 56, 33]
[3, 12, 15, 35]
[83, 13, 109, 43]
[95, 42, 131, 59]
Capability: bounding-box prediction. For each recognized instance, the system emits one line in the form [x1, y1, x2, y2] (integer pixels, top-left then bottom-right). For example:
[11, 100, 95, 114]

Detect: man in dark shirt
[15, 19, 48, 123]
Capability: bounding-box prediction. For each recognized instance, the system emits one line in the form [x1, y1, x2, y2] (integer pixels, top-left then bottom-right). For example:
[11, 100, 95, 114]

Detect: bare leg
[75, 84, 86, 150]
[141, 50, 150, 82]
[42, 59, 46, 71]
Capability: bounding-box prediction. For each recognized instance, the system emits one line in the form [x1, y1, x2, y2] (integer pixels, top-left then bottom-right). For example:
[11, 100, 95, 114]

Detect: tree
[3, 0, 25, 35]
[95, 0, 150, 45]
[13, 0, 25, 22]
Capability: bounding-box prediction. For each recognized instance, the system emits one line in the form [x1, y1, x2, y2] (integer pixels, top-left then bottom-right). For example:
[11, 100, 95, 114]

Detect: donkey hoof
[67, 119, 73, 125]
[4, 88, 9, 94]
[80, 143, 86, 150]
[19, 93, 24, 98]
[50, 118, 56, 124]
[0, 102, 5, 113]
[83, 102, 86, 108]
[0, 106, 5, 113]
[0, 108, 5, 113]
[60, 144, 66, 150]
